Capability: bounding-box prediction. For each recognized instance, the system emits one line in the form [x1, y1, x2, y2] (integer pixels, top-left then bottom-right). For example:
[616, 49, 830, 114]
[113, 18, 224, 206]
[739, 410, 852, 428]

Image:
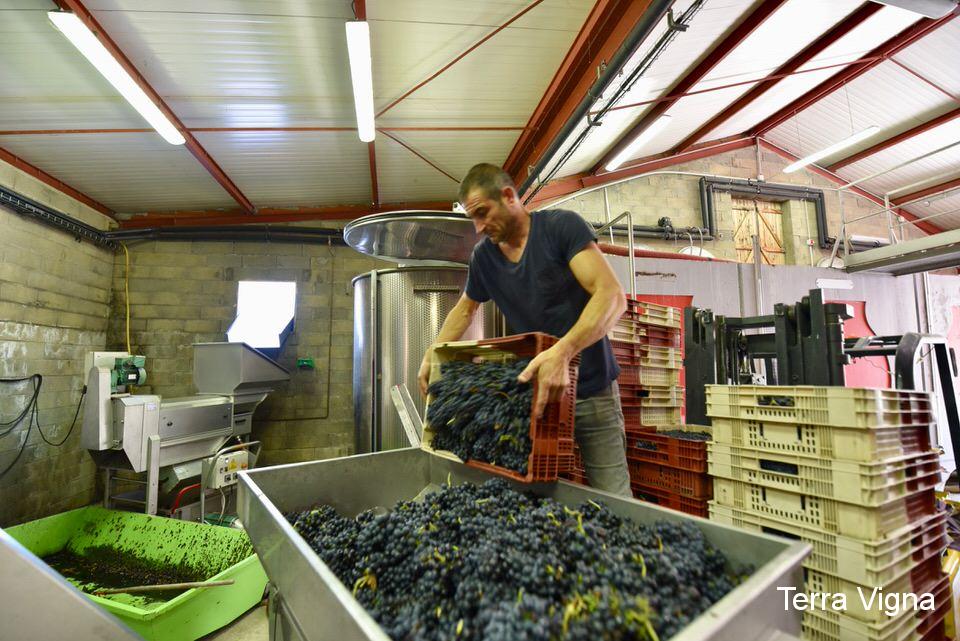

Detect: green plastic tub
[5, 506, 267, 641]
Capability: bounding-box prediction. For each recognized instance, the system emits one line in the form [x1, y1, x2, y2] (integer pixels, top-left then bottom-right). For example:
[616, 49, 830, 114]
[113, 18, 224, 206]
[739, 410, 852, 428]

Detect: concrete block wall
[106, 239, 391, 467]
[0, 164, 114, 527]
[554, 146, 921, 264]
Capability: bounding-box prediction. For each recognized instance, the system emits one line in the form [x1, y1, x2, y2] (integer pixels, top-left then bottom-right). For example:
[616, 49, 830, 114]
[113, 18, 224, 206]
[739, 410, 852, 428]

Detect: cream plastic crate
[639, 405, 682, 426]
[709, 503, 947, 586]
[640, 346, 682, 369]
[706, 385, 934, 428]
[641, 385, 683, 407]
[640, 368, 681, 387]
[711, 477, 936, 539]
[800, 577, 948, 641]
[707, 444, 940, 505]
[801, 554, 943, 623]
[709, 417, 934, 463]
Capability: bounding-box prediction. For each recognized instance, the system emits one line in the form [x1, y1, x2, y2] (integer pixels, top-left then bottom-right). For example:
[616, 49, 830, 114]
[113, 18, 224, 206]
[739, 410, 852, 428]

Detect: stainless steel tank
[352, 267, 499, 453]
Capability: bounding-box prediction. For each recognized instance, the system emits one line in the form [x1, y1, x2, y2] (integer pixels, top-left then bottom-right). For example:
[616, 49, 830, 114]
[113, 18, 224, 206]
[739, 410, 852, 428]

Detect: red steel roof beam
[828, 106, 960, 171]
[368, 141, 380, 207]
[593, 0, 788, 174]
[749, 7, 960, 137]
[672, 2, 882, 154]
[758, 138, 943, 235]
[0, 145, 114, 218]
[54, 0, 257, 214]
[379, 130, 461, 183]
[118, 201, 453, 228]
[503, 0, 657, 185]
[891, 177, 960, 206]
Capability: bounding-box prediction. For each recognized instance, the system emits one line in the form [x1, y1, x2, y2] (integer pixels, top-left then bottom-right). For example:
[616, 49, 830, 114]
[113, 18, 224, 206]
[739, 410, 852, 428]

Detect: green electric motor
[111, 355, 147, 391]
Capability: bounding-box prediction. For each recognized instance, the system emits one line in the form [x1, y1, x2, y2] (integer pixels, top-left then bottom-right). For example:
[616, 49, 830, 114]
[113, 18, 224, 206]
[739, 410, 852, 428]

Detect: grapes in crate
[426, 359, 535, 474]
[288, 479, 748, 641]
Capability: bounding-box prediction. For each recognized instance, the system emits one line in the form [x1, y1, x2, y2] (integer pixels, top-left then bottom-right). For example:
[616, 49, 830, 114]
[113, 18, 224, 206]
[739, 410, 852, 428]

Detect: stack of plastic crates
[627, 425, 712, 517]
[611, 299, 683, 431]
[706, 385, 949, 641]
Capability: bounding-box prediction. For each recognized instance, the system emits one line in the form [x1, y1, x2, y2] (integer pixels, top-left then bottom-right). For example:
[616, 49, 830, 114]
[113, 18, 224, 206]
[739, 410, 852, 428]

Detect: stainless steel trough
[238, 449, 809, 641]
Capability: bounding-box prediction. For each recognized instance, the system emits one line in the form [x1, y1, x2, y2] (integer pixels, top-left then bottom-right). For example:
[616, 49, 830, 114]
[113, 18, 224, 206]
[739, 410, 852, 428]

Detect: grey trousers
[575, 381, 632, 497]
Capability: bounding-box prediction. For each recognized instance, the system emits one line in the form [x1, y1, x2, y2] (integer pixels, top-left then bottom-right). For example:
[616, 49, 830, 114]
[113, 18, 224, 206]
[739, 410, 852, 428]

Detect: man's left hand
[518, 344, 573, 418]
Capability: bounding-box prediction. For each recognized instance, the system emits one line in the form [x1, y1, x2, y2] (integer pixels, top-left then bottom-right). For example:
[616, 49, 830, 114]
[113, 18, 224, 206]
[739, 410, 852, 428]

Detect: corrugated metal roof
[194, 130, 372, 207]
[902, 191, 960, 232]
[703, 5, 920, 140]
[831, 118, 960, 197]
[0, 5, 149, 130]
[375, 129, 518, 203]
[0, 133, 235, 212]
[764, 62, 954, 165]
[1, 0, 958, 234]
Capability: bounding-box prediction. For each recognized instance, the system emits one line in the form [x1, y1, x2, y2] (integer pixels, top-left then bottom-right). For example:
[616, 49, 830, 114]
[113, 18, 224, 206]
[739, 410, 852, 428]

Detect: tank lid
[343, 211, 480, 265]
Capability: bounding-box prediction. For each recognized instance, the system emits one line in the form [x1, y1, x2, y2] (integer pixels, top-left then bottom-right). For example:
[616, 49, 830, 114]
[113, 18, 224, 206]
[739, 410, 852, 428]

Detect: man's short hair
[458, 163, 516, 205]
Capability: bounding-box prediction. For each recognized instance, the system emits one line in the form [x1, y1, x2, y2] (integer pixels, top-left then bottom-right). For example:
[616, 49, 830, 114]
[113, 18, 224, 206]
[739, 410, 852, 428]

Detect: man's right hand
[418, 354, 432, 397]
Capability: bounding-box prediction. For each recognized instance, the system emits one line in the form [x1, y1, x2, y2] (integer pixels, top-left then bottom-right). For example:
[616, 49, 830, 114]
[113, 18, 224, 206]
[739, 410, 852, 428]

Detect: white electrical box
[209, 451, 250, 489]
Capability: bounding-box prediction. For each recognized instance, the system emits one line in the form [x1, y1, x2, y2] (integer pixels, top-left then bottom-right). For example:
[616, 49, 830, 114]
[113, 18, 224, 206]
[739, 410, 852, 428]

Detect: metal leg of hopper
[268, 585, 308, 641]
[145, 435, 160, 516]
[102, 468, 112, 509]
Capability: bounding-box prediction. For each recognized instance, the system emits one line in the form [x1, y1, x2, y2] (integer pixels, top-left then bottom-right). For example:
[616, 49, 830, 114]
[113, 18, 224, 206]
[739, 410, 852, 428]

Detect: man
[417, 163, 631, 496]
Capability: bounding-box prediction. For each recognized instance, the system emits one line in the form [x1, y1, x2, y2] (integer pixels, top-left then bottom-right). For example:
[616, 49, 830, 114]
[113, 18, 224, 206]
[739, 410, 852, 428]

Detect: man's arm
[519, 242, 625, 416]
[417, 293, 482, 396]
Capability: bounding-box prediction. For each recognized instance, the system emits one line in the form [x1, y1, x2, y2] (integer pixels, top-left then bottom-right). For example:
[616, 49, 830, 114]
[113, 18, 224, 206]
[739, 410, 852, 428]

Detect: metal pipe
[518, 0, 675, 197]
[602, 188, 614, 244]
[752, 234, 763, 315]
[627, 211, 636, 298]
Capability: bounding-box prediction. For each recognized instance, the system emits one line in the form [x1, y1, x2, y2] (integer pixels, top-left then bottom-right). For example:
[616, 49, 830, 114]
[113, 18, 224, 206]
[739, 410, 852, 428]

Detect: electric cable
[0, 375, 41, 479]
[37, 384, 86, 447]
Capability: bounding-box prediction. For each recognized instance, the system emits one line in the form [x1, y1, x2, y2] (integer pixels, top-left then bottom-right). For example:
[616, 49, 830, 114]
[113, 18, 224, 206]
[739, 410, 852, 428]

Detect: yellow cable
[121, 242, 131, 353]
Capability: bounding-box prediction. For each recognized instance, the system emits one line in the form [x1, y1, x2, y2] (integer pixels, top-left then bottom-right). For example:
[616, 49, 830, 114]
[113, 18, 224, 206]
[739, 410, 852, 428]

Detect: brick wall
[106, 239, 391, 467]
[554, 146, 921, 264]
[0, 164, 114, 526]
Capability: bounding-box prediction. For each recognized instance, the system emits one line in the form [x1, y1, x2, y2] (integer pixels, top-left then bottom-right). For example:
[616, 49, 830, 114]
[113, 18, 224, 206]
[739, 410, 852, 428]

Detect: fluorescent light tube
[784, 125, 879, 173]
[604, 115, 672, 172]
[48, 11, 185, 145]
[346, 21, 375, 142]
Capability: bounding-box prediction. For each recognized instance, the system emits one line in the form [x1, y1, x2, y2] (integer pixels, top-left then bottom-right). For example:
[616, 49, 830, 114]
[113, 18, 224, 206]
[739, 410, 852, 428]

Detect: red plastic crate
[627, 459, 712, 499]
[631, 481, 709, 517]
[425, 332, 578, 483]
[626, 428, 710, 473]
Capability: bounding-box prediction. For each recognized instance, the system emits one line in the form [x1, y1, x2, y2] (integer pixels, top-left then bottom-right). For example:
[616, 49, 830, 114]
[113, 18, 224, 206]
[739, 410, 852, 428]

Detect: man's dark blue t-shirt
[464, 209, 620, 398]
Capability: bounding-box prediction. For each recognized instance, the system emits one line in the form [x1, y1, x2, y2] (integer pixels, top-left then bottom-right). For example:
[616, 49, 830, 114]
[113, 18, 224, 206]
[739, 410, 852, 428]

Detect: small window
[227, 281, 296, 352]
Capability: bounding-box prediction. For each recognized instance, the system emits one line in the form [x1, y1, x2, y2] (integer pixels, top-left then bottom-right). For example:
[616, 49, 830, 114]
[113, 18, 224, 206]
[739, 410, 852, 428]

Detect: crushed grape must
[288, 479, 747, 641]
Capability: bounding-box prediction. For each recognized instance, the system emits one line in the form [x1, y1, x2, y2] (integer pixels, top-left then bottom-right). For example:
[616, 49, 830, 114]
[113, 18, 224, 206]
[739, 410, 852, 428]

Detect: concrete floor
[203, 603, 268, 641]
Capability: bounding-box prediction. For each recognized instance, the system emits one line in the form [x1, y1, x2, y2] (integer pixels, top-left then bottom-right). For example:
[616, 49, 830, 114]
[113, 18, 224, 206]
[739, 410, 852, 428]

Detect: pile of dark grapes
[426, 359, 535, 474]
[659, 430, 711, 442]
[288, 479, 748, 641]
[634, 431, 711, 451]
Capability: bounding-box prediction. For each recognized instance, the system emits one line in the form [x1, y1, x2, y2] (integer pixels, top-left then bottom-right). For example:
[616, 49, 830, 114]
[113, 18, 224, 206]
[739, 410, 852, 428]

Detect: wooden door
[731, 197, 785, 265]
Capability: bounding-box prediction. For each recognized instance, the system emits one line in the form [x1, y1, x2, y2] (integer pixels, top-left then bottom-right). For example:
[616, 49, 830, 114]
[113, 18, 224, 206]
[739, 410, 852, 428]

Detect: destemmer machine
[83, 342, 289, 516]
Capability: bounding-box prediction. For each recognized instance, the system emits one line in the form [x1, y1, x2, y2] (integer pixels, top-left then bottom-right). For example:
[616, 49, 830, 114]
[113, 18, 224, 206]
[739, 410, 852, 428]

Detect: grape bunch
[658, 430, 711, 442]
[288, 479, 748, 641]
[426, 359, 535, 474]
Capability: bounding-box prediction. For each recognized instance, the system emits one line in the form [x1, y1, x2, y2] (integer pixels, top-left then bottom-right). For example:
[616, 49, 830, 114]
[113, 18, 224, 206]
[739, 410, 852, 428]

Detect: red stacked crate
[610, 299, 683, 430]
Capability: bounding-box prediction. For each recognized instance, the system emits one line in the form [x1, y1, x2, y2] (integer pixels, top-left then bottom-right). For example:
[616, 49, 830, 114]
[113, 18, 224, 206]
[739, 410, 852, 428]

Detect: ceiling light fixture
[48, 11, 185, 145]
[784, 125, 879, 173]
[604, 115, 672, 172]
[346, 21, 375, 142]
